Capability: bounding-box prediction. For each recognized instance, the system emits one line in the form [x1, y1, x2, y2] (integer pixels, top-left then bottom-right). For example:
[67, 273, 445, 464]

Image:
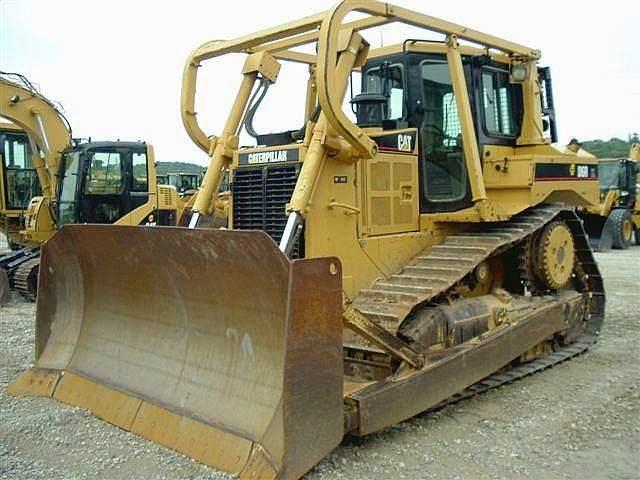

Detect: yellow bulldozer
[9, 2, 605, 479]
[577, 143, 640, 250]
[0, 71, 180, 299]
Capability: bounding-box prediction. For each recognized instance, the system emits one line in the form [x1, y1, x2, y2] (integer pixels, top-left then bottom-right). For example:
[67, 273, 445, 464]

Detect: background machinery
[157, 171, 201, 196]
[0, 121, 41, 248]
[10, 2, 604, 479]
[156, 171, 209, 224]
[0, 72, 71, 249]
[0, 72, 179, 299]
[578, 144, 640, 249]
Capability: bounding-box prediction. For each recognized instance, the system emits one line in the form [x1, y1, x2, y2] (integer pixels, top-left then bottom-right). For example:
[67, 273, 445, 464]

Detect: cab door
[0, 129, 40, 211]
[125, 149, 150, 213]
[408, 55, 473, 214]
[79, 149, 125, 223]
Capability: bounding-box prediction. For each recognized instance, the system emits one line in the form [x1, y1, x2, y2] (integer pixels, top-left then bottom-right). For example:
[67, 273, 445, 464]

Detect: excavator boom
[0, 71, 72, 197]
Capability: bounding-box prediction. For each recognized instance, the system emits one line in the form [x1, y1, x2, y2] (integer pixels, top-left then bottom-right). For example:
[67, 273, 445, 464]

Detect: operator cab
[156, 174, 169, 185]
[0, 126, 41, 211]
[353, 44, 554, 214]
[598, 159, 639, 207]
[168, 173, 199, 196]
[57, 141, 150, 225]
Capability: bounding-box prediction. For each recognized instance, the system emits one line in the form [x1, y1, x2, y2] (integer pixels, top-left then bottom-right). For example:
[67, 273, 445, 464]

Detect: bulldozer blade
[8, 224, 345, 480]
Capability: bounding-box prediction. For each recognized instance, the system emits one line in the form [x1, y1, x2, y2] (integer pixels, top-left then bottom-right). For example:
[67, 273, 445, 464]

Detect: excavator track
[13, 256, 40, 302]
[349, 204, 604, 410]
[0, 247, 39, 291]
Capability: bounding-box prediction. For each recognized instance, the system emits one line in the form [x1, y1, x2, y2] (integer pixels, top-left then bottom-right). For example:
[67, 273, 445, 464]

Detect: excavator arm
[0, 72, 72, 198]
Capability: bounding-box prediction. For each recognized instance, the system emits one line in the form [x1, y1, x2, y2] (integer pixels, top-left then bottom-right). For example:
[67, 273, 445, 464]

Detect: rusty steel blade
[8, 224, 345, 479]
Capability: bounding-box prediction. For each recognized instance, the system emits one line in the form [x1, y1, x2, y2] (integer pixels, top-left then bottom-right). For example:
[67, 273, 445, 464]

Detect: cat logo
[569, 163, 576, 177]
[397, 134, 413, 152]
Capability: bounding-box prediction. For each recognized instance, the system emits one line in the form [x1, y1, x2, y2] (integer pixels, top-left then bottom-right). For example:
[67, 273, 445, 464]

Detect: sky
[1, 0, 638, 165]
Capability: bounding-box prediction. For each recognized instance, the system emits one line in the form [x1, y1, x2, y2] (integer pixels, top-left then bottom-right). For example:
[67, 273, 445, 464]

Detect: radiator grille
[232, 163, 303, 257]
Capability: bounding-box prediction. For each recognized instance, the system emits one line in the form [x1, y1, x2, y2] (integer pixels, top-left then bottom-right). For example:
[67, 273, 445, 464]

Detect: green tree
[581, 136, 636, 158]
[156, 162, 205, 175]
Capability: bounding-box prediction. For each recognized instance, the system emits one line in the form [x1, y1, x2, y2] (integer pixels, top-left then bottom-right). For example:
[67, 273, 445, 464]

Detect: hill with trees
[580, 134, 639, 158]
[156, 162, 205, 175]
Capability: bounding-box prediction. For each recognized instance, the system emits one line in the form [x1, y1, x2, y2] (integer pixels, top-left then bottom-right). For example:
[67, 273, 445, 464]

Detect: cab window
[132, 152, 148, 192]
[420, 59, 467, 204]
[481, 68, 520, 137]
[84, 151, 123, 194]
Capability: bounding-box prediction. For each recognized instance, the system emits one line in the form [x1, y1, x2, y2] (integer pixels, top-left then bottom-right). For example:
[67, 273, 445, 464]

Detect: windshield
[168, 174, 198, 192]
[84, 150, 124, 194]
[598, 161, 622, 191]
[181, 175, 198, 190]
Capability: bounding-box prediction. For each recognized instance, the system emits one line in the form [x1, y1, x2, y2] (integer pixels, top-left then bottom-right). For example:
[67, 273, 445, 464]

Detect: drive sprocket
[519, 220, 575, 292]
[536, 221, 575, 290]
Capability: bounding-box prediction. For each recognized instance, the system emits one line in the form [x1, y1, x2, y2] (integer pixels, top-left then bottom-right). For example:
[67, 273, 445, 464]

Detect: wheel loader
[0, 71, 180, 299]
[8, 2, 604, 479]
[577, 143, 640, 250]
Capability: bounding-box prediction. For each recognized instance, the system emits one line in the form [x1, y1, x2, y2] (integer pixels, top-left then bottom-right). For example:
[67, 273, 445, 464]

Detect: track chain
[352, 204, 562, 331]
[13, 257, 40, 302]
[351, 204, 605, 410]
[428, 209, 604, 411]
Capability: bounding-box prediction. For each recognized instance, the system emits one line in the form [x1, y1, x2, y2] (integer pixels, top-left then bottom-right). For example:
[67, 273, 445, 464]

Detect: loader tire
[635, 227, 640, 246]
[610, 209, 633, 249]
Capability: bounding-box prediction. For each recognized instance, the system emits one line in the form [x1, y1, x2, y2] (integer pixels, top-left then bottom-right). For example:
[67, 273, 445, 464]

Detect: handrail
[180, 0, 540, 155]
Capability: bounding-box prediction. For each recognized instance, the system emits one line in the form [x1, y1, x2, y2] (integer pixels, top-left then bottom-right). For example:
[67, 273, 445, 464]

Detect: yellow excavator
[578, 143, 640, 249]
[9, 3, 604, 479]
[0, 72, 72, 248]
[0, 71, 179, 299]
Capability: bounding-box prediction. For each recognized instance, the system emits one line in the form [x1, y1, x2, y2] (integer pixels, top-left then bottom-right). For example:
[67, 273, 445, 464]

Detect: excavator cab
[0, 126, 40, 213]
[56, 142, 153, 225]
[0, 124, 41, 248]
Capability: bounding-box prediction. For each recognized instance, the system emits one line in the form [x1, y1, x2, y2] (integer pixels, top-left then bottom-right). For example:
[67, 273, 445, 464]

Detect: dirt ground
[1, 247, 639, 480]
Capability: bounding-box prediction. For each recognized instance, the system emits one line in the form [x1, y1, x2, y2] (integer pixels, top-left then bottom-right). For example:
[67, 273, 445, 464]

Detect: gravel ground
[1, 246, 639, 480]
